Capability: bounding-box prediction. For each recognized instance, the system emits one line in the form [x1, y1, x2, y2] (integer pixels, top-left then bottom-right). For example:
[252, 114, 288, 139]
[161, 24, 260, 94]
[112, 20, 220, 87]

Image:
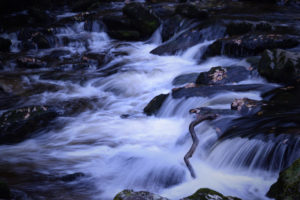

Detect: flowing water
[1, 8, 300, 200]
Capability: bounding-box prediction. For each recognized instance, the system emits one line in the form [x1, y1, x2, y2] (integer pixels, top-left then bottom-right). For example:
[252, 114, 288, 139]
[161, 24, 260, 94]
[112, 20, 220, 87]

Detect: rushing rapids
[0, 1, 300, 200]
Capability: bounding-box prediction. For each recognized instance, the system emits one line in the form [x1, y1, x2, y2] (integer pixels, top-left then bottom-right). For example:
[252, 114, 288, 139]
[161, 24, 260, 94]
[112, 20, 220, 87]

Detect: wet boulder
[151, 25, 225, 55]
[267, 158, 300, 200]
[144, 94, 169, 116]
[258, 49, 300, 84]
[0, 38, 11, 52]
[114, 190, 169, 200]
[172, 84, 276, 99]
[231, 98, 263, 114]
[0, 106, 59, 145]
[204, 34, 299, 58]
[175, 3, 209, 19]
[183, 188, 241, 200]
[196, 66, 250, 85]
[123, 3, 160, 38]
[172, 73, 199, 86]
[226, 22, 253, 36]
[161, 15, 183, 42]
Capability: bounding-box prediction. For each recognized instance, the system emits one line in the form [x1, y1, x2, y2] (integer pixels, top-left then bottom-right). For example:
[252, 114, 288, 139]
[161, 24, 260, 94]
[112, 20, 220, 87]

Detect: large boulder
[151, 25, 225, 55]
[161, 15, 183, 42]
[0, 38, 11, 52]
[123, 3, 160, 38]
[103, 15, 141, 41]
[183, 188, 241, 200]
[144, 94, 169, 116]
[114, 190, 168, 200]
[267, 158, 300, 200]
[113, 188, 241, 200]
[204, 34, 299, 58]
[0, 106, 59, 145]
[258, 49, 300, 84]
[195, 66, 250, 85]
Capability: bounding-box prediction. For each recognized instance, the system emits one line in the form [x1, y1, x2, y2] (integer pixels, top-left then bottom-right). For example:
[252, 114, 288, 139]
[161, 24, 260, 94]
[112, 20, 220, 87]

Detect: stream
[0, 1, 300, 200]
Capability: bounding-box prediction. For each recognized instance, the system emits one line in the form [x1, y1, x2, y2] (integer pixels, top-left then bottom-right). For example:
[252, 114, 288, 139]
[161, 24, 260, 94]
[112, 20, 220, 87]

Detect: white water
[1, 15, 298, 200]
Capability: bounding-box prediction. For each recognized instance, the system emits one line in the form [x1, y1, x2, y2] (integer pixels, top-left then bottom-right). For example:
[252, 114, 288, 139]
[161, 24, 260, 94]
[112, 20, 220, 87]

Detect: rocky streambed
[0, 0, 300, 200]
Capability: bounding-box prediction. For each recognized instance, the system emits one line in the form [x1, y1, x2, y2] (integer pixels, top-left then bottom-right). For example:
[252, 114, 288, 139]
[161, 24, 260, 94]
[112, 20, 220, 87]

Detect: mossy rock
[114, 190, 169, 200]
[183, 188, 241, 200]
[123, 3, 160, 38]
[267, 158, 300, 200]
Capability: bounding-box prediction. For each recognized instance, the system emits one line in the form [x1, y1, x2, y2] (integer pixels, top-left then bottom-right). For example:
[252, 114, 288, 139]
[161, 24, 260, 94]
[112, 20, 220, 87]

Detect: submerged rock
[231, 98, 262, 114]
[258, 49, 300, 84]
[195, 66, 250, 85]
[144, 94, 169, 116]
[0, 106, 59, 145]
[183, 188, 241, 200]
[267, 158, 300, 200]
[172, 73, 199, 86]
[60, 172, 85, 182]
[204, 34, 299, 58]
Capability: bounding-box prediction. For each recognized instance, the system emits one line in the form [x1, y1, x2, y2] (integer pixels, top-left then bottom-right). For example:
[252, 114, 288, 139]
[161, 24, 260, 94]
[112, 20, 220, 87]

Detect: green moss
[267, 158, 300, 200]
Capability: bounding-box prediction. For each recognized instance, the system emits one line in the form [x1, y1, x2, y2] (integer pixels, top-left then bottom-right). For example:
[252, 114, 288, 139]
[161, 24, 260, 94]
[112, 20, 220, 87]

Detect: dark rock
[183, 188, 241, 200]
[123, 3, 160, 38]
[17, 57, 47, 68]
[71, 0, 98, 12]
[172, 84, 276, 99]
[258, 49, 300, 84]
[0, 106, 59, 145]
[226, 22, 253, 36]
[204, 34, 299, 58]
[151, 25, 225, 55]
[172, 73, 199, 86]
[103, 15, 134, 31]
[151, 4, 176, 19]
[107, 30, 141, 41]
[0, 38, 11, 52]
[267, 158, 300, 200]
[175, 4, 209, 19]
[262, 85, 300, 107]
[0, 180, 10, 199]
[144, 94, 169, 116]
[196, 66, 250, 85]
[189, 107, 236, 116]
[114, 190, 169, 200]
[161, 15, 183, 42]
[32, 33, 51, 49]
[60, 172, 85, 182]
[255, 22, 272, 32]
[231, 98, 263, 114]
[28, 7, 53, 25]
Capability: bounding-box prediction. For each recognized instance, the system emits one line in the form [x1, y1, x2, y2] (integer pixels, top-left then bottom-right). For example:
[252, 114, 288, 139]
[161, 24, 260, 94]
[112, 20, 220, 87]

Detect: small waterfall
[207, 135, 300, 173]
